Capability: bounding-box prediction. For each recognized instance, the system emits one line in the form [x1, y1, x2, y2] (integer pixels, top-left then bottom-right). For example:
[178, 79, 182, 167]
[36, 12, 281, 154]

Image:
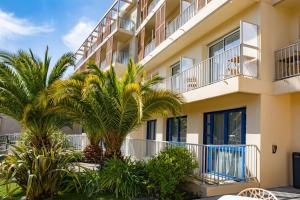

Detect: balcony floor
[199, 187, 300, 200]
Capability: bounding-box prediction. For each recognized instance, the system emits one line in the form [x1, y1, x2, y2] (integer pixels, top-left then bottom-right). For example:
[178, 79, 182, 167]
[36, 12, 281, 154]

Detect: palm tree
[0, 47, 75, 148]
[51, 59, 183, 158]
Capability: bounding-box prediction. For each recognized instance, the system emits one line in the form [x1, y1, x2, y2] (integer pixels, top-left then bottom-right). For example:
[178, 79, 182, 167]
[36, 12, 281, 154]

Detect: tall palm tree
[0, 47, 75, 148]
[51, 59, 183, 158]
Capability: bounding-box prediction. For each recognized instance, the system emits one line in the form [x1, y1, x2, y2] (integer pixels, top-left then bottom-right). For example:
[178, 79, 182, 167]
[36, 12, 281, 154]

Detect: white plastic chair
[238, 188, 278, 200]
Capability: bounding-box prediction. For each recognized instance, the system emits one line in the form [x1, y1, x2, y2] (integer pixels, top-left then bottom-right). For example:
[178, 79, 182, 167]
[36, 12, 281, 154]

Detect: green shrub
[99, 156, 147, 199]
[146, 147, 198, 200]
[69, 150, 83, 162]
[0, 144, 79, 200]
[76, 169, 102, 197]
[19, 130, 71, 149]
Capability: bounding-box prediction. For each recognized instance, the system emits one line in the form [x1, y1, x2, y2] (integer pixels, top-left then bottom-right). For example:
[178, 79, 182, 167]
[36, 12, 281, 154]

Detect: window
[204, 108, 246, 181]
[208, 30, 240, 82]
[171, 61, 181, 76]
[166, 116, 187, 142]
[146, 120, 156, 140]
[209, 30, 240, 57]
[204, 108, 246, 145]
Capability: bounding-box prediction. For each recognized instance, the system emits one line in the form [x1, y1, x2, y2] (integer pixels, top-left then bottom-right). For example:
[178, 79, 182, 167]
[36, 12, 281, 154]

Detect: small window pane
[179, 117, 187, 142]
[225, 31, 240, 50]
[228, 111, 242, 144]
[209, 41, 224, 57]
[171, 62, 181, 76]
[167, 116, 187, 142]
[147, 120, 156, 140]
[212, 113, 224, 145]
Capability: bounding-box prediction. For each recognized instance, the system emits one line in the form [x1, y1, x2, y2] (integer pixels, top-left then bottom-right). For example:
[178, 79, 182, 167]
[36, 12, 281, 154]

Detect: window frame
[146, 120, 157, 140]
[166, 116, 187, 142]
[203, 107, 246, 145]
[208, 28, 240, 58]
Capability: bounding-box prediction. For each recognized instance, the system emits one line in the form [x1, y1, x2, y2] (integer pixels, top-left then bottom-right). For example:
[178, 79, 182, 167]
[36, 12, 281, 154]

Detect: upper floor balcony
[165, 44, 259, 94]
[99, 49, 132, 76]
[75, 0, 135, 71]
[275, 41, 300, 81]
[139, 0, 258, 68]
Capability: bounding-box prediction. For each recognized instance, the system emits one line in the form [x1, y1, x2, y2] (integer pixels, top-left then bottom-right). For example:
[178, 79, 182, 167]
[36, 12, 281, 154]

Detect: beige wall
[0, 114, 21, 134]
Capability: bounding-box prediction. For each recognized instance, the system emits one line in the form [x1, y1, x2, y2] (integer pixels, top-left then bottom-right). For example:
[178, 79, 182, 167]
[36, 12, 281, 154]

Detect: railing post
[240, 44, 243, 76]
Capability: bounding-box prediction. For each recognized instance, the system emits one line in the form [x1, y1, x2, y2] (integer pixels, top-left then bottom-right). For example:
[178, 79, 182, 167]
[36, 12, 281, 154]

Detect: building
[74, 0, 300, 196]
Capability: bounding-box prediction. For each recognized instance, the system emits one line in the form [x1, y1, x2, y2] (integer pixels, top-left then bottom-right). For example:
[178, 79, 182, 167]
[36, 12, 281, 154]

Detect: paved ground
[199, 187, 300, 200]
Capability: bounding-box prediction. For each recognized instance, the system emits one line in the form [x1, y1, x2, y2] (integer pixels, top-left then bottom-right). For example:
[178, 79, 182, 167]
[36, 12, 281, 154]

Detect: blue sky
[0, 0, 113, 76]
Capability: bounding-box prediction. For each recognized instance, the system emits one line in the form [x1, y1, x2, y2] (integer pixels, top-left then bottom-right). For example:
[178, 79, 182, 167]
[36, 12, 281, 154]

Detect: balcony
[148, 0, 160, 14]
[166, 0, 197, 38]
[140, 0, 258, 69]
[275, 41, 300, 80]
[75, 18, 134, 71]
[166, 44, 259, 94]
[113, 50, 130, 65]
[75, 0, 135, 71]
[121, 138, 259, 185]
[144, 39, 156, 57]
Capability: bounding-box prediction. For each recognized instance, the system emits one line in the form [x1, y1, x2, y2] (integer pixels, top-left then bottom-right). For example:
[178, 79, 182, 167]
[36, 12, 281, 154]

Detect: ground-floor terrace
[2, 92, 300, 197]
[127, 92, 300, 196]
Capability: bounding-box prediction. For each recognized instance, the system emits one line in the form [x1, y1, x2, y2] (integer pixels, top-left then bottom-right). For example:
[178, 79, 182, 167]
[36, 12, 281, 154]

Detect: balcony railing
[275, 41, 300, 80]
[144, 39, 156, 57]
[119, 18, 135, 32]
[121, 139, 259, 185]
[0, 134, 88, 151]
[1, 134, 259, 185]
[148, 0, 160, 14]
[75, 17, 134, 69]
[166, 44, 259, 94]
[117, 51, 130, 64]
[75, 57, 85, 70]
[166, 0, 197, 38]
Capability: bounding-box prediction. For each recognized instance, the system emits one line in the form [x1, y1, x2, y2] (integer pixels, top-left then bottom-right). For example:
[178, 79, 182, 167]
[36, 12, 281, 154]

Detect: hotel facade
[74, 0, 299, 196]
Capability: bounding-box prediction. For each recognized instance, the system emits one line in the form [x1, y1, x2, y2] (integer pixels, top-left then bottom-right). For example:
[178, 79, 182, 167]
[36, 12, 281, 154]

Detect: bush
[146, 147, 198, 199]
[69, 150, 83, 162]
[19, 130, 71, 149]
[0, 144, 79, 200]
[76, 169, 102, 197]
[83, 144, 103, 164]
[99, 156, 147, 199]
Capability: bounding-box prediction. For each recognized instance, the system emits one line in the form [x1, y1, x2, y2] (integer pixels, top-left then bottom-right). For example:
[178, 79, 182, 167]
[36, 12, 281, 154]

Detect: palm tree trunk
[104, 133, 123, 159]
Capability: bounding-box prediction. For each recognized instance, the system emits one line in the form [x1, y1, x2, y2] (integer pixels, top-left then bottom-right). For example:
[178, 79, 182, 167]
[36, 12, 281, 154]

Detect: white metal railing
[121, 138, 259, 185]
[166, 44, 259, 94]
[148, 0, 160, 14]
[75, 17, 134, 70]
[275, 41, 300, 80]
[66, 134, 89, 150]
[166, 1, 197, 38]
[0, 133, 20, 152]
[119, 18, 135, 32]
[0, 133, 89, 152]
[144, 39, 156, 57]
[116, 51, 130, 65]
[75, 57, 85, 71]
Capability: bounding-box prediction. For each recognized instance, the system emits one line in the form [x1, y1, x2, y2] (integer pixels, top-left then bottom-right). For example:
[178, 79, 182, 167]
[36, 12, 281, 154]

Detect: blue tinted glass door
[204, 108, 246, 181]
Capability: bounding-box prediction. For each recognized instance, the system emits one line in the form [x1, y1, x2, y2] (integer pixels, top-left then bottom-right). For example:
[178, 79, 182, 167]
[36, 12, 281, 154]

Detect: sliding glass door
[204, 108, 246, 180]
[208, 30, 240, 83]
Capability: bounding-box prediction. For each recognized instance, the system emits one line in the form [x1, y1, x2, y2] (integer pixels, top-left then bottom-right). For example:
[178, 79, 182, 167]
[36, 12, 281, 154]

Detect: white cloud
[62, 19, 95, 51]
[0, 9, 54, 40]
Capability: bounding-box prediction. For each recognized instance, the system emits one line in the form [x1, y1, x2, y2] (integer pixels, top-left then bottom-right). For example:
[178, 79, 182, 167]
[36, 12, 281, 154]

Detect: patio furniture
[238, 188, 278, 200]
[218, 195, 259, 200]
